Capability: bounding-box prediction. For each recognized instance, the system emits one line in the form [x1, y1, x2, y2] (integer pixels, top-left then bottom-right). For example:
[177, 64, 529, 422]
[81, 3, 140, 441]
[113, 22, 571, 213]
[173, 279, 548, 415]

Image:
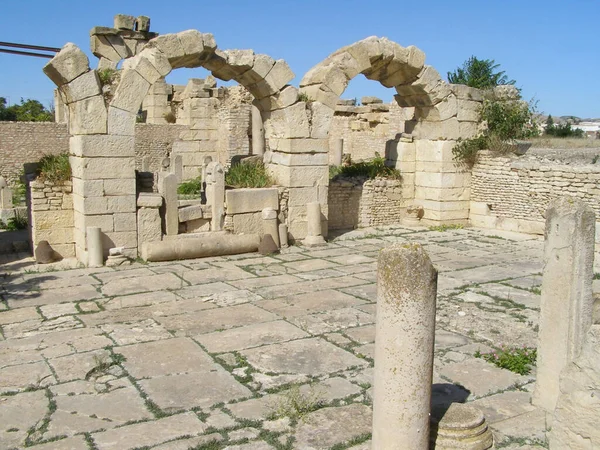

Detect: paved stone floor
[1, 225, 580, 450]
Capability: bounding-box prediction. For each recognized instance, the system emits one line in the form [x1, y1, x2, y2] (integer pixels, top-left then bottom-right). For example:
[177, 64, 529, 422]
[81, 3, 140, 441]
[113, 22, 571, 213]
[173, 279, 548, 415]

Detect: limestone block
[178, 205, 203, 222]
[97, 57, 118, 71]
[416, 95, 458, 121]
[107, 195, 136, 213]
[236, 53, 276, 86]
[110, 69, 150, 114]
[269, 138, 328, 154]
[60, 70, 101, 104]
[469, 202, 491, 216]
[232, 212, 263, 235]
[225, 188, 279, 215]
[412, 118, 460, 140]
[450, 84, 483, 101]
[136, 16, 151, 32]
[248, 60, 294, 99]
[298, 84, 339, 110]
[137, 193, 163, 208]
[73, 212, 113, 233]
[70, 135, 135, 158]
[104, 178, 136, 196]
[415, 185, 470, 203]
[415, 140, 457, 163]
[415, 172, 471, 189]
[150, 34, 185, 67]
[114, 14, 135, 30]
[113, 212, 137, 231]
[140, 47, 172, 78]
[309, 102, 335, 139]
[457, 106, 480, 122]
[265, 151, 328, 167]
[184, 218, 210, 233]
[417, 200, 470, 213]
[138, 207, 162, 246]
[122, 55, 162, 85]
[268, 102, 310, 138]
[288, 186, 328, 207]
[226, 49, 255, 77]
[159, 173, 179, 236]
[268, 164, 328, 188]
[458, 121, 479, 139]
[69, 155, 135, 180]
[69, 96, 107, 135]
[72, 178, 104, 197]
[44, 43, 90, 87]
[469, 213, 497, 229]
[177, 29, 206, 62]
[72, 194, 108, 215]
[422, 208, 469, 222]
[108, 106, 137, 136]
[415, 160, 464, 174]
[203, 49, 228, 75]
[33, 210, 75, 230]
[90, 35, 122, 62]
[106, 34, 130, 60]
[301, 63, 349, 97]
[253, 86, 298, 112]
[102, 231, 137, 253]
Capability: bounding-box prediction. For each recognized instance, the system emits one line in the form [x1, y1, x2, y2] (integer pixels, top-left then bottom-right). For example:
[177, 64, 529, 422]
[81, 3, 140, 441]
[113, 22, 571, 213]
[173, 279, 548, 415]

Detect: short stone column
[332, 138, 343, 166]
[303, 202, 326, 246]
[0, 177, 12, 209]
[532, 197, 596, 413]
[278, 223, 289, 248]
[86, 226, 104, 268]
[262, 207, 279, 247]
[137, 193, 163, 253]
[372, 243, 438, 449]
[252, 104, 265, 156]
[205, 162, 225, 232]
[158, 172, 178, 236]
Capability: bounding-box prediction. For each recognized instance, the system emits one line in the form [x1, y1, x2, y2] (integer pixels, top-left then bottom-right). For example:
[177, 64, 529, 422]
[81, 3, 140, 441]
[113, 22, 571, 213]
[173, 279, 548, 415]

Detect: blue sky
[1, 0, 598, 118]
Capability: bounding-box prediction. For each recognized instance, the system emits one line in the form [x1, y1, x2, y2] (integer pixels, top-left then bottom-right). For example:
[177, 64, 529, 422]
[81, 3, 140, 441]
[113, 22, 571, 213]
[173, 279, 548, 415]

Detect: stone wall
[135, 124, 187, 173]
[0, 122, 69, 184]
[470, 149, 600, 235]
[29, 179, 75, 258]
[328, 177, 405, 230]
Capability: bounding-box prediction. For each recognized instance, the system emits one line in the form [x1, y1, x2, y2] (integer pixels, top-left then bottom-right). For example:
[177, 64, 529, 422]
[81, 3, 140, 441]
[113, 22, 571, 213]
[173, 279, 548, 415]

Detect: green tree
[447, 56, 516, 89]
[0, 97, 54, 122]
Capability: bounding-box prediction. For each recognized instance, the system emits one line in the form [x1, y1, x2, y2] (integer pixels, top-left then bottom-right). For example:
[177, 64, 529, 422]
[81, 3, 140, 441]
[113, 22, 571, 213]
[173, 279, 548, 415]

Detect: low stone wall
[224, 187, 280, 236]
[329, 177, 405, 230]
[470, 149, 600, 235]
[29, 179, 75, 258]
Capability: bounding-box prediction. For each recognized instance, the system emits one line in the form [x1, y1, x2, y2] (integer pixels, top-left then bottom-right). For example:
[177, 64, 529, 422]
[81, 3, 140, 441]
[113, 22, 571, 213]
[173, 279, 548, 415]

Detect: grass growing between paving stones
[475, 345, 537, 375]
[329, 432, 372, 450]
[267, 384, 326, 422]
[428, 224, 465, 232]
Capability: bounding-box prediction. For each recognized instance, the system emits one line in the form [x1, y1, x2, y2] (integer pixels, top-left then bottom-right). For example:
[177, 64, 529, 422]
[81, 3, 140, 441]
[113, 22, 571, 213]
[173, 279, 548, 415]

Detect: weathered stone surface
[68, 96, 107, 135]
[178, 205, 203, 222]
[70, 135, 134, 158]
[44, 43, 90, 87]
[259, 234, 279, 255]
[110, 69, 150, 114]
[60, 70, 101, 104]
[226, 188, 279, 215]
[35, 240, 62, 264]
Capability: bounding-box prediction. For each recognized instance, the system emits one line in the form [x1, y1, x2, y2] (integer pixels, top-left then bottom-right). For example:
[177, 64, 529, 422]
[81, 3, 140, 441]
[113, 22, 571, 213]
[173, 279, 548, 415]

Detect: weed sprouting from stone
[475, 345, 537, 375]
[267, 384, 326, 421]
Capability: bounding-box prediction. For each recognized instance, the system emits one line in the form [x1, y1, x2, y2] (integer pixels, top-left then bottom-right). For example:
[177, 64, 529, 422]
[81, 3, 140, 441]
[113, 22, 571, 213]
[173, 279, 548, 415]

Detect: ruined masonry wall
[0, 122, 69, 184]
[135, 124, 187, 173]
[328, 177, 405, 230]
[30, 179, 75, 258]
[470, 151, 600, 235]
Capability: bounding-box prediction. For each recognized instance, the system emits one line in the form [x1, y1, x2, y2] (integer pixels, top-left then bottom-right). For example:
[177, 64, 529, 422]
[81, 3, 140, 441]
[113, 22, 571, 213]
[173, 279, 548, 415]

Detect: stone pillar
[86, 226, 104, 268]
[372, 243, 437, 449]
[137, 193, 163, 253]
[205, 162, 225, 232]
[159, 172, 178, 236]
[532, 197, 596, 413]
[303, 202, 326, 247]
[278, 223, 289, 248]
[262, 207, 279, 247]
[0, 177, 12, 209]
[333, 138, 343, 166]
[252, 104, 265, 156]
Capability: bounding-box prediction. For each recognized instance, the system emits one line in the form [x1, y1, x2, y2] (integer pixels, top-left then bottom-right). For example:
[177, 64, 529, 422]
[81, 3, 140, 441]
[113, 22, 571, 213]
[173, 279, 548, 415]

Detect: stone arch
[298, 36, 482, 225]
[43, 30, 303, 262]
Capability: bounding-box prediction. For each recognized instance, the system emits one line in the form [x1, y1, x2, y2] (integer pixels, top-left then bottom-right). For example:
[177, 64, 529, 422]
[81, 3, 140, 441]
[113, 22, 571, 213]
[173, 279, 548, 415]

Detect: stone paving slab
[0, 225, 553, 449]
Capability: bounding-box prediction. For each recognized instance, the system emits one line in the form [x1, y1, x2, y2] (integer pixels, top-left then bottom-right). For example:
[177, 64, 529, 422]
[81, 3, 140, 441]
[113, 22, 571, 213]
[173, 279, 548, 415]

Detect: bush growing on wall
[37, 153, 71, 183]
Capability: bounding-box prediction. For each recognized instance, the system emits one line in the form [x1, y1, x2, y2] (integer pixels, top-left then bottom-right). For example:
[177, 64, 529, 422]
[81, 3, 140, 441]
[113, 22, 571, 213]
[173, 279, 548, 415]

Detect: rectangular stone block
[108, 106, 136, 136]
[415, 160, 464, 173]
[287, 186, 328, 207]
[72, 194, 108, 215]
[469, 201, 491, 216]
[268, 138, 329, 154]
[415, 186, 470, 201]
[102, 231, 137, 252]
[110, 69, 150, 114]
[469, 213, 497, 229]
[70, 156, 135, 180]
[232, 212, 263, 236]
[74, 213, 114, 233]
[226, 188, 279, 215]
[72, 178, 104, 197]
[138, 207, 162, 246]
[43, 43, 90, 87]
[104, 178, 137, 196]
[266, 151, 328, 167]
[69, 96, 107, 135]
[417, 199, 470, 212]
[268, 103, 310, 138]
[61, 70, 101, 104]
[415, 140, 457, 163]
[34, 228, 74, 245]
[70, 135, 135, 157]
[113, 212, 137, 231]
[32, 210, 74, 230]
[107, 195, 137, 213]
[137, 193, 163, 208]
[415, 172, 471, 189]
[267, 164, 328, 188]
[178, 205, 204, 222]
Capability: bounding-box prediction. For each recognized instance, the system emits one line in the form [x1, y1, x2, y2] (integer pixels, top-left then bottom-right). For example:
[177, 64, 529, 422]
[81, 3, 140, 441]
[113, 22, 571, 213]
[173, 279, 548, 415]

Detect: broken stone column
[278, 223, 289, 248]
[303, 202, 326, 247]
[252, 105, 265, 156]
[205, 162, 225, 232]
[372, 243, 438, 449]
[532, 197, 596, 413]
[159, 172, 178, 236]
[86, 226, 103, 268]
[137, 193, 163, 252]
[262, 207, 279, 247]
[430, 403, 493, 449]
[0, 177, 12, 209]
[333, 138, 343, 166]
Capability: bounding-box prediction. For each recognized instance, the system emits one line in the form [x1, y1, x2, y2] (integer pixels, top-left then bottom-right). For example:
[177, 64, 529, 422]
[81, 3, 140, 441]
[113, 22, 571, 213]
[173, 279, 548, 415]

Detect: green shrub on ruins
[225, 161, 274, 188]
[37, 153, 71, 183]
[177, 178, 202, 195]
[475, 345, 537, 375]
[330, 153, 401, 180]
[0, 211, 27, 231]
